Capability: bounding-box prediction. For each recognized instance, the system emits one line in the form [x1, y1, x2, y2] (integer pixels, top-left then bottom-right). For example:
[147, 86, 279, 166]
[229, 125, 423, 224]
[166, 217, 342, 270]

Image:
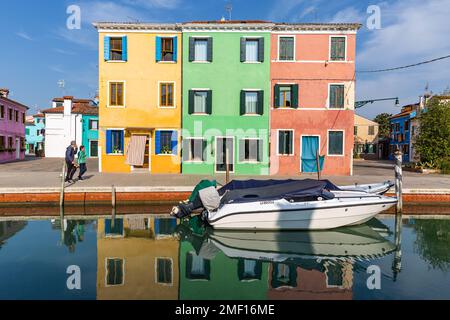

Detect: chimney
[63, 96, 73, 116]
[0, 88, 9, 98]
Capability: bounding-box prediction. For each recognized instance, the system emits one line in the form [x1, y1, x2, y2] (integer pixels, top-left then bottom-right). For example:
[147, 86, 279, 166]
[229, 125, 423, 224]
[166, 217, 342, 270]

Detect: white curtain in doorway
[126, 135, 147, 166]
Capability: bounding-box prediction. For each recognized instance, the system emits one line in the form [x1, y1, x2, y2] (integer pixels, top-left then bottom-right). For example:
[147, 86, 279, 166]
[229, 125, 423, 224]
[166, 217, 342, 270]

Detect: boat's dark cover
[218, 179, 340, 204]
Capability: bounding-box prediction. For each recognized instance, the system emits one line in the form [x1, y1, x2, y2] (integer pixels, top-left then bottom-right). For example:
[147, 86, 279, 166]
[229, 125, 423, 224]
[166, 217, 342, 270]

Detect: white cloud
[267, 0, 306, 22]
[329, 6, 363, 23]
[356, 0, 450, 119]
[121, 0, 180, 10]
[16, 31, 33, 41]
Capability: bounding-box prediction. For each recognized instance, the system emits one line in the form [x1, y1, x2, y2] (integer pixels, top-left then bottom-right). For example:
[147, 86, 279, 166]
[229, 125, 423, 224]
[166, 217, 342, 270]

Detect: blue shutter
[173, 36, 178, 62]
[122, 36, 127, 61]
[106, 130, 112, 153]
[171, 131, 178, 155]
[104, 36, 110, 61]
[156, 36, 162, 62]
[155, 131, 161, 154]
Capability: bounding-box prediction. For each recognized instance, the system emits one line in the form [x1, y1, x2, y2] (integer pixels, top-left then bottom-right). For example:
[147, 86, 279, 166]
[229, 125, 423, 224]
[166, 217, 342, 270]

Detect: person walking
[65, 141, 78, 183]
[77, 145, 87, 181]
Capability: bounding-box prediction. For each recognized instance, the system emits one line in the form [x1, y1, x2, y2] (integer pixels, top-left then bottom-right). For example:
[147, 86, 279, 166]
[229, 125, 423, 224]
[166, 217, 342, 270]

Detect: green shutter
[257, 91, 264, 115]
[338, 85, 344, 108]
[240, 90, 246, 115]
[258, 38, 264, 62]
[257, 139, 263, 162]
[188, 90, 194, 114]
[274, 85, 280, 108]
[291, 84, 299, 108]
[207, 37, 213, 62]
[206, 90, 212, 115]
[240, 38, 246, 62]
[182, 139, 190, 162]
[330, 86, 336, 108]
[278, 131, 285, 154]
[189, 37, 195, 62]
[202, 140, 208, 161]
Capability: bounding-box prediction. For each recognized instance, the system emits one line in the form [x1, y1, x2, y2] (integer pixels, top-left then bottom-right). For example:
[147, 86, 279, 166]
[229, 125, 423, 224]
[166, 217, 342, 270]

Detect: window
[160, 83, 174, 107]
[279, 37, 294, 61]
[186, 252, 210, 280]
[8, 137, 13, 150]
[271, 263, 297, 289]
[188, 90, 212, 115]
[354, 126, 358, 135]
[156, 130, 177, 155]
[278, 130, 294, 155]
[156, 258, 173, 285]
[189, 37, 212, 62]
[239, 139, 262, 163]
[14, 110, 18, 122]
[274, 84, 298, 108]
[241, 38, 264, 63]
[368, 126, 375, 136]
[329, 85, 345, 109]
[161, 38, 174, 61]
[109, 82, 124, 107]
[8, 108, 13, 121]
[328, 131, 344, 156]
[36, 129, 41, 136]
[241, 91, 263, 115]
[404, 120, 410, 131]
[330, 36, 346, 61]
[90, 141, 98, 157]
[106, 130, 124, 154]
[105, 218, 124, 236]
[0, 136, 4, 150]
[395, 123, 400, 131]
[0, 105, 4, 119]
[108, 37, 124, 61]
[106, 258, 124, 286]
[326, 263, 343, 287]
[183, 138, 206, 162]
[89, 119, 98, 130]
[238, 259, 262, 281]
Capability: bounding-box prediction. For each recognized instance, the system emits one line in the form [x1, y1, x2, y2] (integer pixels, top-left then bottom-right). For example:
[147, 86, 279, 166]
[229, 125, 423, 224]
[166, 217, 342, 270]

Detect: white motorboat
[208, 223, 396, 261]
[206, 179, 397, 231]
[172, 179, 398, 231]
[338, 181, 394, 195]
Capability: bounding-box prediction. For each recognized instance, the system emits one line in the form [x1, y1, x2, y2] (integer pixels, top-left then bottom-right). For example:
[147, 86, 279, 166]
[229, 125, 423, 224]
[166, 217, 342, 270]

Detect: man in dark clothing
[65, 141, 78, 183]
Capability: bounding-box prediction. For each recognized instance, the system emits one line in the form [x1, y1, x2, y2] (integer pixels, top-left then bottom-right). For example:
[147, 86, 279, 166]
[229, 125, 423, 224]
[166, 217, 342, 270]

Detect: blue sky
[1, 0, 450, 119]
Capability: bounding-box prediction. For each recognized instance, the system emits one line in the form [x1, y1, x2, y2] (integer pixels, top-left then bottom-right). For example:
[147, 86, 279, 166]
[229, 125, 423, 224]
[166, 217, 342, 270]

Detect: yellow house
[94, 23, 182, 173]
[96, 216, 179, 300]
[354, 114, 379, 159]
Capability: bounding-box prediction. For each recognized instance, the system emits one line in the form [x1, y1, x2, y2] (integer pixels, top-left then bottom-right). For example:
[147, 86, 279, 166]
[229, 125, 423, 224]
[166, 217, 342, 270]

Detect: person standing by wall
[65, 141, 78, 183]
[77, 145, 87, 181]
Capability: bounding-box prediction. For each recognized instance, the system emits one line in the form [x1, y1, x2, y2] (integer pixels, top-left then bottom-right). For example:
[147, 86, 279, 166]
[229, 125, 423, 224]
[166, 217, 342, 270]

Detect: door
[90, 140, 98, 157]
[15, 138, 20, 159]
[301, 136, 323, 173]
[215, 137, 234, 173]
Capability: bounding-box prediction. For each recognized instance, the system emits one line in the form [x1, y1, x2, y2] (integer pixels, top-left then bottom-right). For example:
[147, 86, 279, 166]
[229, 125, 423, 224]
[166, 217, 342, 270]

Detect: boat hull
[207, 197, 397, 230]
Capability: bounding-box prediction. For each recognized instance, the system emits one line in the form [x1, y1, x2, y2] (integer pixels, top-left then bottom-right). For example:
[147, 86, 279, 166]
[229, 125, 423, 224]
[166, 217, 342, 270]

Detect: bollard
[59, 205, 65, 244]
[60, 161, 66, 207]
[112, 185, 116, 209]
[394, 151, 403, 214]
[392, 208, 402, 281]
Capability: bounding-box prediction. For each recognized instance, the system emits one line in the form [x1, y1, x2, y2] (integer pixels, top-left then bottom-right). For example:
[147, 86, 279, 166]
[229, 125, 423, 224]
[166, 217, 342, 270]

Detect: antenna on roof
[225, 2, 233, 21]
[127, 16, 140, 23]
[58, 79, 66, 96]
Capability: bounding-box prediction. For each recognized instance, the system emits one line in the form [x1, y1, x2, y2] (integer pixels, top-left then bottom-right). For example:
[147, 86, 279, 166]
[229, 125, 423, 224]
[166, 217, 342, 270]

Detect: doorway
[90, 140, 98, 158]
[301, 135, 322, 173]
[15, 138, 20, 160]
[215, 137, 234, 173]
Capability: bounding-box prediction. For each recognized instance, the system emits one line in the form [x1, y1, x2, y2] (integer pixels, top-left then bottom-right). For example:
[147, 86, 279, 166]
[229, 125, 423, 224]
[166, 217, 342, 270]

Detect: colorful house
[41, 97, 97, 158]
[94, 23, 182, 173]
[354, 114, 379, 160]
[389, 104, 417, 163]
[269, 23, 360, 176]
[81, 112, 99, 158]
[25, 113, 45, 156]
[181, 21, 272, 175]
[0, 88, 28, 164]
[96, 216, 179, 300]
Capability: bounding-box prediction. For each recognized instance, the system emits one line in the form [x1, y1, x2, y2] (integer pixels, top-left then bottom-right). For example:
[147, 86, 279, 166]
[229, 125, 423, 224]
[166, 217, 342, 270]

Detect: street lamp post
[355, 97, 400, 109]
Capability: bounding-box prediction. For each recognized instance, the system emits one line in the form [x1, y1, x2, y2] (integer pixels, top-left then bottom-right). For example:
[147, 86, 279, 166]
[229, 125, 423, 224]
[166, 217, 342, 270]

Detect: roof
[33, 113, 45, 118]
[0, 95, 29, 110]
[93, 21, 361, 32]
[41, 103, 98, 116]
[52, 97, 93, 104]
[390, 103, 419, 120]
[355, 114, 378, 126]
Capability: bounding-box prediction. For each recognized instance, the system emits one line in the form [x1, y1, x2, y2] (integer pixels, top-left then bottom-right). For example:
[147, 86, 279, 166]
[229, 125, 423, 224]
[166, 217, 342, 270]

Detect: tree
[373, 113, 392, 138]
[415, 98, 450, 166]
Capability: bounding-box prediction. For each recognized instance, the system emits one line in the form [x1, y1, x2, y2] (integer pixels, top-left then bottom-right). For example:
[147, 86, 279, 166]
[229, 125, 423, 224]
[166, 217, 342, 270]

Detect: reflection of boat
[207, 223, 396, 262]
[207, 180, 397, 230]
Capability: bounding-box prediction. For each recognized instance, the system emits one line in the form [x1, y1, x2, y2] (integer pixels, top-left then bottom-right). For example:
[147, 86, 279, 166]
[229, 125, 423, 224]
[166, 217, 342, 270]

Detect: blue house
[25, 113, 45, 156]
[389, 104, 418, 162]
[82, 113, 99, 158]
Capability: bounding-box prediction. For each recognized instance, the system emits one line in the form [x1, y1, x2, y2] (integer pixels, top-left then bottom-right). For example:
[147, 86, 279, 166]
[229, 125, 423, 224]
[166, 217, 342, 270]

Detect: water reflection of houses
[0, 221, 27, 248]
[96, 216, 179, 300]
[267, 260, 353, 300]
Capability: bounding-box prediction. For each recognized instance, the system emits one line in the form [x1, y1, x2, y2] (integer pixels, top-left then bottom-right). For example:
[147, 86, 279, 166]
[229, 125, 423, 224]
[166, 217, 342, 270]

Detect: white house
[42, 96, 95, 158]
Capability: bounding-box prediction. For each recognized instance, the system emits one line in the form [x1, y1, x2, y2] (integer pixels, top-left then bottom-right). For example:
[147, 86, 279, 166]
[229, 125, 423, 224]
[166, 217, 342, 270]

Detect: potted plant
[161, 146, 172, 155]
[112, 146, 122, 154]
[0, 146, 5, 152]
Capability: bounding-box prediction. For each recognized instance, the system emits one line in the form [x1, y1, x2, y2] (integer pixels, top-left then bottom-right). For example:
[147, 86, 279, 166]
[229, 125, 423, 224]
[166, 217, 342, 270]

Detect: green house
[181, 22, 272, 175]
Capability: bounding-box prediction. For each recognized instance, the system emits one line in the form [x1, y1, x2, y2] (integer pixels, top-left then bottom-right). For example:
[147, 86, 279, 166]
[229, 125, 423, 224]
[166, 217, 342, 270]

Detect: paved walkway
[0, 157, 449, 191]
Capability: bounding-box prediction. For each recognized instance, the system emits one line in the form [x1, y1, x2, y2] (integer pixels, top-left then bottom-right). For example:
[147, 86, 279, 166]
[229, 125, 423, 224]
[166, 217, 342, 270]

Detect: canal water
[0, 213, 449, 300]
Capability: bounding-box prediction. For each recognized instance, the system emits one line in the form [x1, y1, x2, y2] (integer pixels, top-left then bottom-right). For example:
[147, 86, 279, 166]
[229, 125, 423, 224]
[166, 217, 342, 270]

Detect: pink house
[270, 23, 361, 176]
[0, 88, 28, 164]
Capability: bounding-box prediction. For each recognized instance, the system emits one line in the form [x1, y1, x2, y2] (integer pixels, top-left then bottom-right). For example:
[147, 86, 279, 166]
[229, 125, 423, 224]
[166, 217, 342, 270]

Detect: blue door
[301, 136, 324, 173]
